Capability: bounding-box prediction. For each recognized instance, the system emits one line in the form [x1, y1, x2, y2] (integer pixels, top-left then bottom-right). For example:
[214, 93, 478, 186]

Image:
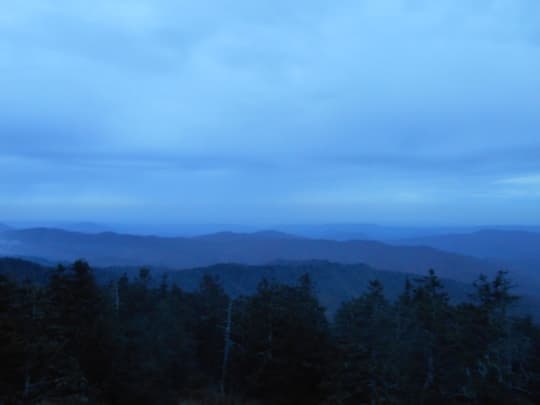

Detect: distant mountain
[8, 222, 539, 240]
[166, 261, 540, 318]
[194, 230, 298, 241]
[399, 230, 540, 261]
[59, 222, 113, 234]
[396, 230, 540, 295]
[0, 223, 11, 232]
[0, 228, 501, 285]
[1, 222, 113, 234]
[277, 224, 540, 241]
[165, 261, 474, 314]
[3, 222, 263, 237]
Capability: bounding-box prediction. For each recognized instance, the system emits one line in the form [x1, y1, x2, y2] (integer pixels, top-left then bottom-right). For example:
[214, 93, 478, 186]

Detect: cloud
[0, 0, 539, 223]
[496, 174, 540, 185]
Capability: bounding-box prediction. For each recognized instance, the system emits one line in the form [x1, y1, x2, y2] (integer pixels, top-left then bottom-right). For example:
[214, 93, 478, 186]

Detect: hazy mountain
[276, 224, 457, 241]
[394, 230, 540, 295]
[194, 230, 299, 241]
[277, 224, 540, 241]
[399, 230, 540, 261]
[3, 222, 262, 237]
[7, 222, 539, 240]
[59, 222, 113, 234]
[0, 227, 501, 285]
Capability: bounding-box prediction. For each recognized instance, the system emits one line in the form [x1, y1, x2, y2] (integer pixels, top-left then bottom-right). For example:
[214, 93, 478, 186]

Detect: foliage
[1, 262, 539, 404]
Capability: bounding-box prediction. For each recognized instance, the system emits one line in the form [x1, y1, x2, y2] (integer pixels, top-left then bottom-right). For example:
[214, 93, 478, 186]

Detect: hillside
[0, 257, 50, 283]
[164, 261, 472, 314]
[398, 230, 540, 294]
[3, 257, 539, 319]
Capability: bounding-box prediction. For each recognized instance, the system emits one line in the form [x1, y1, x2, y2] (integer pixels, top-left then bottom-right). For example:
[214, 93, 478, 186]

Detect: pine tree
[231, 275, 332, 404]
[194, 274, 229, 387]
[334, 279, 398, 403]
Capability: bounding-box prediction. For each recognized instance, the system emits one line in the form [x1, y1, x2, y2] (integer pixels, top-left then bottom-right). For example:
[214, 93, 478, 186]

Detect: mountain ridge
[0, 227, 501, 285]
[399, 229, 540, 260]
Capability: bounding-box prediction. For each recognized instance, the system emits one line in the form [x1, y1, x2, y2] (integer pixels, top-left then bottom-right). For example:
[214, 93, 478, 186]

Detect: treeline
[1, 262, 539, 404]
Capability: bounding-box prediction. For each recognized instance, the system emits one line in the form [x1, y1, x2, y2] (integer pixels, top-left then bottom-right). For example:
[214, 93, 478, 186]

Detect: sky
[1, 0, 540, 226]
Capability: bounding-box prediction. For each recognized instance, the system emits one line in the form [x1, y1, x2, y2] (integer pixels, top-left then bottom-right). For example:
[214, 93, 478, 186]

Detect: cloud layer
[1, 0, 540, 224]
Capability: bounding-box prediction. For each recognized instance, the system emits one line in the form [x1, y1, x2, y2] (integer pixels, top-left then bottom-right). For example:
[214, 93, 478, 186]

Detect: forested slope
[1, 261, 539, 404]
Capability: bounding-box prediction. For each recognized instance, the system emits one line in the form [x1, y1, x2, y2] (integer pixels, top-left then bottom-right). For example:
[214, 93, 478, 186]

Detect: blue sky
[1, 0, 540, 225]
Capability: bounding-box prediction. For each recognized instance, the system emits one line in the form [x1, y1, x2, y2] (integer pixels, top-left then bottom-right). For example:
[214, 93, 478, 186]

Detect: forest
[1, 261, 539, 404]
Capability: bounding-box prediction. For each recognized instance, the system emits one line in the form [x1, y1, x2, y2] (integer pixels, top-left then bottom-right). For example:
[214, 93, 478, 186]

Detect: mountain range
[1, 226, 539, 296]
[399, 230, 540, 261]
[0, 227, 499, 283]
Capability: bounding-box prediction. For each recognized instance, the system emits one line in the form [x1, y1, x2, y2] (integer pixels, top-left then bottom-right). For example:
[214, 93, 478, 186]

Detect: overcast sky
[1, 0, 540, 225]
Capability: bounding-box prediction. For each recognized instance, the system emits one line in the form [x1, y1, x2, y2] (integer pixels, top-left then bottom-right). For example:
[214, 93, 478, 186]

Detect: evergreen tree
[334, 279, 398, 403]
[193, 274, 229, 388]
[231, 274, 332, 404]
[2, 261, 540, 404]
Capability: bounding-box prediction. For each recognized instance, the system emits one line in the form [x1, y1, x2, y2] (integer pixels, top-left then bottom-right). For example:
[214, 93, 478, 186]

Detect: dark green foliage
[334, 279, 398, 403]
[229, 275, 333, 404]
[106, 268, 198, 404]
[333, 270, 540, 405]
[193, 274, 229, 385]
[1, 262, 539, 404]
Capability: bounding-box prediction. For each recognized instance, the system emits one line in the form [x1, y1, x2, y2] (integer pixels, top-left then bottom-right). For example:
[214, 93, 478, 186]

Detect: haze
[2, 0, 540, 225]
